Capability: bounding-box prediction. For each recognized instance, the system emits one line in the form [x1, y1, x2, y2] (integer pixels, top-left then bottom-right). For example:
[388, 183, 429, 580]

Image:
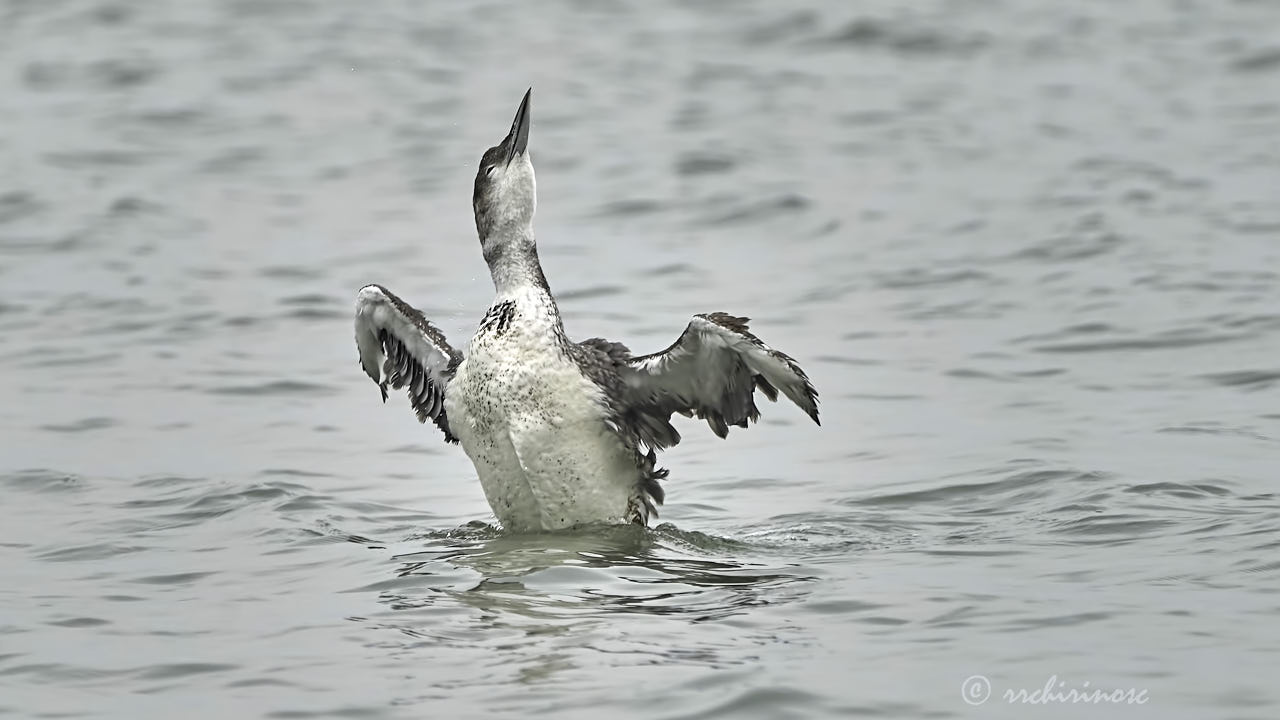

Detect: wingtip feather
[355, 285, 460, 444]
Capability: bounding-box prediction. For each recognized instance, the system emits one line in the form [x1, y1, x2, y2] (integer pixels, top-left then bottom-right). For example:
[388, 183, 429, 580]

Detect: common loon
[354, 88, 819, 532]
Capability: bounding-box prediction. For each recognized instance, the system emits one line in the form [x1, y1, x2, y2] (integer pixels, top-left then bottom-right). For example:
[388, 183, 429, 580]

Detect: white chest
[453, 297, 586, 428]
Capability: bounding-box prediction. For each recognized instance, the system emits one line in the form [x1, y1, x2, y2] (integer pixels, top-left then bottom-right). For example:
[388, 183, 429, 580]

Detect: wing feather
[354, 284, 463, 443]
[621, 312, 819, 439]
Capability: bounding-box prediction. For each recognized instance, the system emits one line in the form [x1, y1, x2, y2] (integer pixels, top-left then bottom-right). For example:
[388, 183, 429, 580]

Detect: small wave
[44, 149, 161, 169]
[694, 194, 809, 227]
[39, 417, 117, 433]
[283, 307, 345, 321]
[1, 469, 83, 493]
[135, 662, 237, 680]
[45, 617, 111, 628]
[639, 262, 700, 278]
[1231, 47, 1280, 73]
[129, 571, 217, 586]
[127, 106, 216, 129]
[1202, 369, 1280, 390]
[258, 265, 326, 281]
[1033, 333, 1246, 354]
[0, 191, 44, 225]
[37, 544, 147, 563]
[278, 293, 338, 307]
[1010, 212, 1126, 264]
[555, 285, 625, 301]
[852, 469, 1098, 508]
[88, 58, 160, 89]
[205, 380, 338, 396]
[675, 152, 736, 177]
[1002, 611, 1113, 632]
[872, 267, 992, 289]
[1047, 514, 1179, 544]
[1123, 482, 1233, 499]
[818, 17, 988, 57]
[597, 198, 665, 217]
[741, 10, 819, 45]
[202, 146, 267, 174]
[944, 368, 1010, 382]
[1157, 423, 1272, 441]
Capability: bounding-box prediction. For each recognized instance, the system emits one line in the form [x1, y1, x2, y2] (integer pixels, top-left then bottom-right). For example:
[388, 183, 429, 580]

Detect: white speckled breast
[444, 288, 643, 532]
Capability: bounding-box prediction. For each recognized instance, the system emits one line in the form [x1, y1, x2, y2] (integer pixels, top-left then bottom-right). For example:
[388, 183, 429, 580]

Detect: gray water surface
[3, 1, 1280, 718]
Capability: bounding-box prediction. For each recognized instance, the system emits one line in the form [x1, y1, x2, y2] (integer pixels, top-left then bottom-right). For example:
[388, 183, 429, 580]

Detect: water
[2, 0, 1279, 717]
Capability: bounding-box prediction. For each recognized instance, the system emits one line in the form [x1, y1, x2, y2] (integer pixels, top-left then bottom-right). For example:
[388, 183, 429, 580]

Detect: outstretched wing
[616, 312, 820, 441]
[354, 284, 463, 443]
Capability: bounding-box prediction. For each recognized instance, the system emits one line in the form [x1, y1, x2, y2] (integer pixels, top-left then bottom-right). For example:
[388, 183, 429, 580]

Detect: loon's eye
[484, 165, 496, 177]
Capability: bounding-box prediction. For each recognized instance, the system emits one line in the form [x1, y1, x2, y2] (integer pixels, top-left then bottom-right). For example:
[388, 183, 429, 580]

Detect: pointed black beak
[504, 88, 531, 166]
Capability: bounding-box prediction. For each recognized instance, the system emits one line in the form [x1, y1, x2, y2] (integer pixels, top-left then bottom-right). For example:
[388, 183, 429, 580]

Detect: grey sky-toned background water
[2, 0, 1280, 718]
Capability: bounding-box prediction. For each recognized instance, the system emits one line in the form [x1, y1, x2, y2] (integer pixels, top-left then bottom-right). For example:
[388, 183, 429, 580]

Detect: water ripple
[3, 0, 1280, 716]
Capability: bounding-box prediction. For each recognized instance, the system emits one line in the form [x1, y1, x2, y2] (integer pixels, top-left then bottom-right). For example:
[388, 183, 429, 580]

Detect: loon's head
[473, 88, 535, 246]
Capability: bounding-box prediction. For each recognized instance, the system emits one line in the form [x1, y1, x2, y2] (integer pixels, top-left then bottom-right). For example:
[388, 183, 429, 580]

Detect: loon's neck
[484, 226, 554, 300]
